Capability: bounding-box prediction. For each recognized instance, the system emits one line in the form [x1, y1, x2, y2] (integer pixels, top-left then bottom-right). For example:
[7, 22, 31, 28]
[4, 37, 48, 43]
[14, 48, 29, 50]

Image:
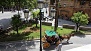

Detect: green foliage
[11, 14, 21, 27]
[27, 0, 37, 10]
[71, 12, 89, 25]
[11, 14, 22, 34]
[31, 9, 40, 27]
[32, 9, 40, 18]
[0, 0, 37, 11]
[20, 0, 37, 10]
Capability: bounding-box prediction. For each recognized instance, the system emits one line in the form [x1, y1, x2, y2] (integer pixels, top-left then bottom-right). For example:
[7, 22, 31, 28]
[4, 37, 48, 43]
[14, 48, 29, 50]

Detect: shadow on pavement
[0, 40, 36, 51]
[43, 45, 56, 51]
[71, 31, 86, 38]
[43, 42, 73, 51]
[62, 42, 73, 45]
[0, 18, 11, 30]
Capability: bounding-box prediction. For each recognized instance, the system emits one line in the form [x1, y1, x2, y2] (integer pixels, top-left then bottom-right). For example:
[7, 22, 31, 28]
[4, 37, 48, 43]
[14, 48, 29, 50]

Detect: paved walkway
[0, 35, 91, 51]
[0, 11, 24, 30]
[66, 44, 91, 51]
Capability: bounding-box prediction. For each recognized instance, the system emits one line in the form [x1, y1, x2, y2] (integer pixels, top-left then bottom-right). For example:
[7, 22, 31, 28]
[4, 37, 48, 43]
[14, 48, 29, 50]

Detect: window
[89, 2, 91, 6]
[80, 0, 86, 5]
[50, 0, 55, 5]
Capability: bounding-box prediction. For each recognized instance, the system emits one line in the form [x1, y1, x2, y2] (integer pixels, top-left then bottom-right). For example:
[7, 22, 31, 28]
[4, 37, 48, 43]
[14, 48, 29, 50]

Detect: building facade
[49, 0, 91, 22]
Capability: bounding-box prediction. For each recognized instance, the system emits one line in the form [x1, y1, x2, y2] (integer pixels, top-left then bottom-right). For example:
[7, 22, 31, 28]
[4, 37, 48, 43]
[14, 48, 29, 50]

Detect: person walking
[55, 42, 62, 51]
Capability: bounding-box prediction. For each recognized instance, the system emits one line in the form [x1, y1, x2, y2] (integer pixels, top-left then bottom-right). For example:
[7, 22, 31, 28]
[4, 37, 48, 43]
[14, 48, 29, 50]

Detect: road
[0, 35, 91, 51]
[0, 11, 25, 30]
[0, 8, 48, 30]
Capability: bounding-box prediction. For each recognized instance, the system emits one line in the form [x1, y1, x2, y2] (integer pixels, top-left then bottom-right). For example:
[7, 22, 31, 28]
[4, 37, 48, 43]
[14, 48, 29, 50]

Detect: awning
[45, 30, 57, 36]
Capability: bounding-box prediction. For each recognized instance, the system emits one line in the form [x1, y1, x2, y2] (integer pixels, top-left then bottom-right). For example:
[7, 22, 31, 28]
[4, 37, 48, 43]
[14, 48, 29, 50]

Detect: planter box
[80, 26, 91, 31]
[63, 24, 75, 29]
[42, 22, 52, 26]
[63, 24, 91, 31]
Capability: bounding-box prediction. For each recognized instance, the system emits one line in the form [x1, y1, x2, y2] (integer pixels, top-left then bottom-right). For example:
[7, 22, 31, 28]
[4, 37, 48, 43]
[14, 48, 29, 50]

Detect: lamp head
[37, 0, 44, 9]
[50, 9, 56, 17]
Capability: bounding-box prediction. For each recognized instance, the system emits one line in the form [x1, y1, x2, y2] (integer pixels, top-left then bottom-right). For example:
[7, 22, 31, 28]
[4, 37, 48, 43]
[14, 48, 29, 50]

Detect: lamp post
[44, 1, 48, 14]
[50, 9, 56, 31]
[63, 3, 66, 8]
[55, 0, 59, 31]
[38, 0, 44, 51]
[17, 0, 20, 15]
[50, 0, 59, 31]
[50, 9, 56, 19]
[23, 9, 29, 23]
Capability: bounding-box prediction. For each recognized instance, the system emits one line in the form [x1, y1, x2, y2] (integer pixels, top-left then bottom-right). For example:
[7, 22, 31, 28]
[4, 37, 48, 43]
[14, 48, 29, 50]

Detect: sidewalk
[0, 40, 40, 51]
[0, 35, 91, 51]
[66, 44, 91, 51]
[0, 39, 56, 51]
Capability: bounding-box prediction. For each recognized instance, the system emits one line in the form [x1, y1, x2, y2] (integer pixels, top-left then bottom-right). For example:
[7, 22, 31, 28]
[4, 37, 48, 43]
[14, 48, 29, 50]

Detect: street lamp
[63, 3, 66, 8]
[55, 0, 59, 31]
[50, 9, 56, 19]
[50, 0, 59, 31]
[37, 0, 44, 51]
[23, 9, 29, 23]
[50, 9, 56, 31]
[44, 1, 48, 13]
[18, 0, 20, 15]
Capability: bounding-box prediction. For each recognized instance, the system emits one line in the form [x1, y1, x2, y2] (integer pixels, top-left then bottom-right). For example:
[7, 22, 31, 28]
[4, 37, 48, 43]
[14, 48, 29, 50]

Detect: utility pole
[54, 0, 59, 31]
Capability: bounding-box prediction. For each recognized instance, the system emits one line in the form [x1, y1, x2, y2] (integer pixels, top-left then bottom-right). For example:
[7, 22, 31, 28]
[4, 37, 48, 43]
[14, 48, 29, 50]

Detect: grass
[0, 24, 90, 42]
[31, 24, 74, 37]
[56, 28, 74, 35]
[27, 24, 90, 38]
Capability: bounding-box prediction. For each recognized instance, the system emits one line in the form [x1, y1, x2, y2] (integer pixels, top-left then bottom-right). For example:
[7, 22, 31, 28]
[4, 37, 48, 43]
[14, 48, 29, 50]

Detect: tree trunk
[16, 26, 19, 35]
[35, 18, 38, 27]
[2, 6, 4, 13]
[36, 23, 37, 27]
[54, 0, 58, 31]
[76, 23, 79, 32]
[16, 28, 19, 34]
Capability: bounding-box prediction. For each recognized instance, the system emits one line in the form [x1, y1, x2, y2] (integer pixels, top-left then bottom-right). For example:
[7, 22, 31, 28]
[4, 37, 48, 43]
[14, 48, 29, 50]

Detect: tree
[71, 12, 89, 32]
[0, 0, 37, 11]
[25, 0, 37, 10]
[11, 14, 22, 35]
[14, 0, 37, 11]
[32, 9, 40, 27]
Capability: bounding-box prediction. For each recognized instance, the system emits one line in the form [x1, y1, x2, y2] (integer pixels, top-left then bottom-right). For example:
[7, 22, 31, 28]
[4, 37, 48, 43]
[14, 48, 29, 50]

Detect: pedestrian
[55, 42, 62, 51]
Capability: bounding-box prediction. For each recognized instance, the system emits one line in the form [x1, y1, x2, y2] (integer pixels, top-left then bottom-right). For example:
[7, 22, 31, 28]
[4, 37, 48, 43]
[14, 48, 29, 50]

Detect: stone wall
[63, 24, 91, 31]
[42, 22, 52, 26]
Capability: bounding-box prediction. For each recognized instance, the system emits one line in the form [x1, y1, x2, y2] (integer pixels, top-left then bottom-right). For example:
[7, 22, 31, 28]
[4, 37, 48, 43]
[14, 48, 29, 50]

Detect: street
[0, 35, 91, 51]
